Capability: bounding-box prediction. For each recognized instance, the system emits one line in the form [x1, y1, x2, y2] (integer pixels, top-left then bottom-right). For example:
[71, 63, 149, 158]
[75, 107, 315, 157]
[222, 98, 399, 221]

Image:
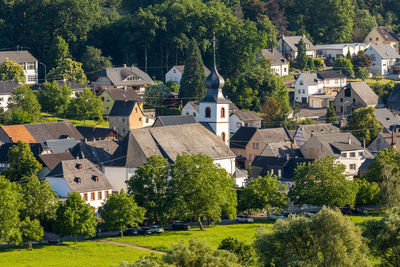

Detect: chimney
[348, 135, 351, 144]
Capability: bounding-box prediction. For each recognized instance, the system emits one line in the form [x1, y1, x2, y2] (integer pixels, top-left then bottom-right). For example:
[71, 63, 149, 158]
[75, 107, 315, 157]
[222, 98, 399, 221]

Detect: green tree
[363, 207, 400, 267]
[80, 46, 112, 81]
[20, 175, 58, 224]
[68, 88, 103, 120]
[352, 52, 372, 69]
[254, 207, 370, 267]
[333, 57, 354, 77]
[356, 67, 370, 80]
[46, 36, 71, 71]
[238, 174, 287, 214]
[260, 97, 281, 127]
[144, 82, 171, 108]
[6, 85, 42, 124]
[178, 39, 206, 103]
[218, 237, 256, 266]
[170, 153, 237, 231]
[163, 239, 239, 267]
[355, 179, 380, 207]
[325, 102, 338, 123]
[352, 9, 377, 42]
[20, 217, 43, 250]
[127, 156, 171, 224]
[271, 78, 291, 121]
[295, 38, 308, 70]
[289, 156, 359, 208]
[342, 107, 382, 145]
[99, 190, 145, 237]
[3, 141, 42, 182]
[37, 81, 72, 115]
[0, 58, 25, 83]
[56, 192, 97, 243]
[48, 58, 87, 85]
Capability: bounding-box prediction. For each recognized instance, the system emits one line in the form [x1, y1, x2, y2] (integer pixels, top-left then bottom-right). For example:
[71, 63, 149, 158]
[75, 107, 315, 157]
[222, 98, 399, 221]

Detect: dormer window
[205, 107, 211, 118]
[125, 75, 142, 81]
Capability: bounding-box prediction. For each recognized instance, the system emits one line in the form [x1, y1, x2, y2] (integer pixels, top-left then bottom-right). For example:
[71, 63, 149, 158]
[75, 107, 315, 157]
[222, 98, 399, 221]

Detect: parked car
[123, 228, 138, 236]
[235, 214, 254, 223]
[150, 225, 164, 233]
[340, 207, 353, 215]
[171, 221, 190, 230]
[138, 227, 152, 235]
[268, 214, 285, 220]
[283, 212, 291, 218]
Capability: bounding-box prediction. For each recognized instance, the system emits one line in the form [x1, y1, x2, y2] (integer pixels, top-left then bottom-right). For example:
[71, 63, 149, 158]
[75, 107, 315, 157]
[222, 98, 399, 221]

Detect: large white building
[365, 44, 400, 76]
[0, 50, 38, 84]
[316, 43, 370, 60]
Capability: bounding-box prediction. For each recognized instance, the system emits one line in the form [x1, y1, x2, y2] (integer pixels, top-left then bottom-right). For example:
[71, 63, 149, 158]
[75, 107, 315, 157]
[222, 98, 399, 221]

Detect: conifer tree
[179, 39, 206, 104]
[326, 103, 338, 123]
[295, 39, 308, 70]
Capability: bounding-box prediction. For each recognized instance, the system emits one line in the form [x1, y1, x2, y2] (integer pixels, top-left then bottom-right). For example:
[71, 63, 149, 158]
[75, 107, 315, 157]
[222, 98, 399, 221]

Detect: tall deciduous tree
[325, 103, 338, 123]
[355, 179, 380, 207]
[48, 58, 87, 85]
[46, 36, 71, 71]
[20, 217, 43, 250]
[0, 176, 23, 244]
[170, 153, 237, 231]
[0, 58, 25, 83]
[178, 39, 206, 103]
[56, 192, 97, 243]
[260, 97, 281, 127]
[144, 82, 171, 108]
[333, 57, 354, 77]
[254, 207, 370, 266]
[289, 156, 358, 208]
[80, 46, 112, 81]
[37, 81, 72, 115]
[3, 141, 42, 182]
[239, 174, 287, 214]
[99, 190, 145, 237]
[127, 156, 171, 224]
[363, 207, 400, 267]
[6, 85, 42, 124]
[342, 107, 382, 145]
[67, 88, 103, 120]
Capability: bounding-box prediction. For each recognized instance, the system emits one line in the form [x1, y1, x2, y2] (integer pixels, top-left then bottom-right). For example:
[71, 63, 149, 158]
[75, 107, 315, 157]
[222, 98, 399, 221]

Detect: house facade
[294, 70, 347, 107]
[229, 110, 262, 134]
[260, 49, 289, 77]
[98, 87, 142, 116]
[277, 35, 316, 59]
[165, 65, 211, 86]
[365, 44, 400, 76]
[293, 123, 340, 147]
[108, 100, 144, 136]
[0, 50, 38, 84]
[364, 27, 399, 50]
[0, 81, 18, 111]
[316, 43, 370, 62]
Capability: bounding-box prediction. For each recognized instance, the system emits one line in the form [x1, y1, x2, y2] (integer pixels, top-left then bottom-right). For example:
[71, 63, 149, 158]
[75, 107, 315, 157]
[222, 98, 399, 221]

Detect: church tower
[199, 34, 230, 147]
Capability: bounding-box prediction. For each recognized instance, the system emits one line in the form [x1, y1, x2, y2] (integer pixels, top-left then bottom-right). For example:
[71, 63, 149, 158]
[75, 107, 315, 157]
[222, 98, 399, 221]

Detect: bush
[313, 58, 324, 69]
[218, 237, 256, 266]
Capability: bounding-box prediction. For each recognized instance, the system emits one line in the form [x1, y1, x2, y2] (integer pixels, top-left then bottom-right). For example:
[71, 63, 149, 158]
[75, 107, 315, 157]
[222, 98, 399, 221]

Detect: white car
[235, 215, 254, 223]
[150, 226, 164, 233]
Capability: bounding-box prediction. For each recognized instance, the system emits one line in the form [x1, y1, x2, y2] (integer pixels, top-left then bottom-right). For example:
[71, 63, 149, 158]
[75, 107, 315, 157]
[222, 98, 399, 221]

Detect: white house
[316, 43, 370, 60]
[45, 159, 113, 211]
[165, 65, 211, 86]
[0, 81, 19, 111]
[277, 35, 316, 59]
[294, 70, 347, 107]
[260, 49, 289, 77]
[365, 44, 400, 76]
[0, 50, 38, 84]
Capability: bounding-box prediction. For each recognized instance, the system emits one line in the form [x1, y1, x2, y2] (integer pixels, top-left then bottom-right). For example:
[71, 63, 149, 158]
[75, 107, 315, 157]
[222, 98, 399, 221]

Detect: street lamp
[38, 62, 47, 83]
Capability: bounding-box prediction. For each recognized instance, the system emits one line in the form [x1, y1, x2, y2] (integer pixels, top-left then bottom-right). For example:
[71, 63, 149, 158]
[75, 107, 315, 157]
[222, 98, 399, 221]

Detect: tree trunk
[74, 234, 77, 244]
[28, 240, 32, 250]
[120, 230, 124, 238]
[198, 217, 205, 231]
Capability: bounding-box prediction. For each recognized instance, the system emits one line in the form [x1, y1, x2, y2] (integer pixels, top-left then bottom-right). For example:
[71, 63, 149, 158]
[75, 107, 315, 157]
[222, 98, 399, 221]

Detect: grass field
[39, 113, 109, 128]
[0, 241, 156, 267]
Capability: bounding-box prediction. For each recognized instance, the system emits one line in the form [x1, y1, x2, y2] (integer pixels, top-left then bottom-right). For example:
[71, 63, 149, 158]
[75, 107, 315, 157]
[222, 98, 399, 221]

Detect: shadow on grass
[0, 242, 70, 253]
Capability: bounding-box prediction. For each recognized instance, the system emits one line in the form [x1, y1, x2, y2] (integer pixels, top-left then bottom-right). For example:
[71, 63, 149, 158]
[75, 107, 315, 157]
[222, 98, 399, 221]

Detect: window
[122, 128, 125, 132]
[122, 118, 125, 122]
[135, 107, 138, 113]
[106, 97, 110, 102]
[236, 122, 242, 127]
[278, 169, 282, 178]
[27, 75, 36, 82]
[222, 132, 226, 142]
[27, 63, 35, 70]
[205, 107, 211, 118]
[284, 68, 287, 72]
[115, 118, 119, 122]
[249, 154, 252, 161]
[369, 38, 372, 41]
[91, 192, 95, 201]
[302, 89, 305, 94]
[221, 107, 226, 118]
[298, 89, 301, 94]
[350, 164, 357, 170]
[299, 81, 304, 85]
[0, 97, 4, 102]
[193, 113, 196, 117]
[341, 152, 347, 157]
[145, 118, 149, 123]
[350, 152, 356, 158]
[353, 98, 356, 103]
[139, 117, 142, 122]
[101, 97, 105, 102]
[376, 37, 379, 41]
[98, 191, 102, 200]
[83, 193, 88, 201]
[186, 112, 189, 115]
[105, 191, 109, 199]
[253, 142, 259, 149]
[340, 98, 343, 102]
[335, 79, 339, 84]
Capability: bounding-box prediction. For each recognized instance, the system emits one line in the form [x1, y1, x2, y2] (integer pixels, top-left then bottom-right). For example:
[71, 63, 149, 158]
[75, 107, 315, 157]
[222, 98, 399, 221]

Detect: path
[96, 239, 166, 254]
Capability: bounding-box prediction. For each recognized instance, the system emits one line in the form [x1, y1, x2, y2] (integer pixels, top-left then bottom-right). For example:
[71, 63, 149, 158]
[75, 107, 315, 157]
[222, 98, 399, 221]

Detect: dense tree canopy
[0, 58, 25, 83]
[37, 81, 72, 115]
[67, 88, 103, 120]
[6, 85, 42, 124]
[47, 58, 87, 85]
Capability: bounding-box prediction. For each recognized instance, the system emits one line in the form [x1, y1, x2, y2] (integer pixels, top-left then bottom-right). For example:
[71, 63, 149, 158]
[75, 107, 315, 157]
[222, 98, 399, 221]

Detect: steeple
[202, 33, 227, 103]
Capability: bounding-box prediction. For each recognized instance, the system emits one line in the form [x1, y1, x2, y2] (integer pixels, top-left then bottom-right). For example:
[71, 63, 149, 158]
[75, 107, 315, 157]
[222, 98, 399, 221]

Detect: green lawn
[0, 241, 156, 267]
[39, 113, 109, 128]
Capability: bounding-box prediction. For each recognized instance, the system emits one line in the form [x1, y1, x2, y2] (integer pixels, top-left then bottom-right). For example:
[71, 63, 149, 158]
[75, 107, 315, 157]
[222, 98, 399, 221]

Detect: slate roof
[0, 143, 47, 163]
[109, 100, 138, 117]
[46, 159, 112, 192]
[317, 70, 346, 79]
[173, 65, 211, 76]
[258, 128, 291, 143]
[281, 36, 316, 52]
[300, 72, 319, 85]
[296, 123, 340, 140]
[374, 108, 400, 130]
[370, 44, 400, 59]
[296, 108, 327, 119]
[373, 27, 397, 42]
[0, 81, 19, 95]
[387, 84, 400, 110]
[39, 152, 75, 170]
[346, 82, 381, 106]
[232, 110, 262, 122]
[106, 123, 234, 168]
[0, 50, 37, 63]
[153, 115, 197, 127]
[44, 138, 79, 153]
[76, 126, 119, 141]
[260, 141, 301, 158]
[230, 127, 258, 149]
[102, 87, 142, 102]
[69, 140, 118, 165]
[261, 49, 287, 66]
[95, 67, 153, 86]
